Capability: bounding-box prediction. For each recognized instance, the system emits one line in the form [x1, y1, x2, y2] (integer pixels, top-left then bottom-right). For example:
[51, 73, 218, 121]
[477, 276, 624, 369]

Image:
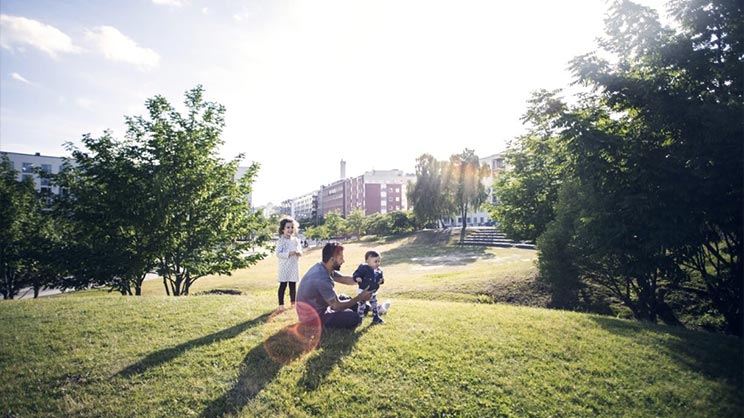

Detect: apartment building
[1, 151, 67, 195]
[289, 191, 318, 221]
[267, 153, 504, 226]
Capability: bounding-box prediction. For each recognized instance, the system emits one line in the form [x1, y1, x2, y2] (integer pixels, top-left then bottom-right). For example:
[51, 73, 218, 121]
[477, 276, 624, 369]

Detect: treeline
[1, 86, 272, 298]
[490, 1, 742, 335]
[296, 210, 418, 240]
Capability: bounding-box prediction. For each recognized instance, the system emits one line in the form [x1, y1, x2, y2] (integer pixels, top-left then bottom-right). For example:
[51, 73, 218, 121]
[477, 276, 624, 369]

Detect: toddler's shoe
[372, 315, 385, 325]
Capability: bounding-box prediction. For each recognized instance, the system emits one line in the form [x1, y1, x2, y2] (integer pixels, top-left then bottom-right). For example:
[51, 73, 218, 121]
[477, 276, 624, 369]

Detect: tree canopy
[490, 0, 742, 335]
[56, 86, 271, 296]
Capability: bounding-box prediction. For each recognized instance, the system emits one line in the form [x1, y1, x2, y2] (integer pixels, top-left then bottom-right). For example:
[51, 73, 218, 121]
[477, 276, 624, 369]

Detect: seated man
[296, 242, 374, 329]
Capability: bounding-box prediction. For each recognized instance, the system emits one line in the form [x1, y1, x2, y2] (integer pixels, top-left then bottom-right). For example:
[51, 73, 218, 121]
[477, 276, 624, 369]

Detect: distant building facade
[1, 151, 67, 195]
[317, 168, 415, 218]
[234, 166, 254, 208]
[291, 191, 318, 221]
[318, 179, 349, 217]
[265, 154, 504, 225]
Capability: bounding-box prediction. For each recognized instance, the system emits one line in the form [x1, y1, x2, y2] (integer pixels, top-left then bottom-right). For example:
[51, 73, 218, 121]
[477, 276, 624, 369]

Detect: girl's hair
[364, 250, 380, 261]
[278, 216, 299, 235]
[322, 242, 344, 262]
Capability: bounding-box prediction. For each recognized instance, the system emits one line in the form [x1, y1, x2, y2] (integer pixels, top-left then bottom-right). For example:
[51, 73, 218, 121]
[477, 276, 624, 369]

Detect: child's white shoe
[378, 300, 392, 315]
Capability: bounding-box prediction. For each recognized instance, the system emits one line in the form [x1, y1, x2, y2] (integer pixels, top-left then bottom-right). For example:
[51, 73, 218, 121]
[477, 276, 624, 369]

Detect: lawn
[1, 231, 741, 417]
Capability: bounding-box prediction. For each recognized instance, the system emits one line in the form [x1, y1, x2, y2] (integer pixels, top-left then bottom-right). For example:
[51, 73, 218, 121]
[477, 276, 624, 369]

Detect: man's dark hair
[322, 242, 344, 262]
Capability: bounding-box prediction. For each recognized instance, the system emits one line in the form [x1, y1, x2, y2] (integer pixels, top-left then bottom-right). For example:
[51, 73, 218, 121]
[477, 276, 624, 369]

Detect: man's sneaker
[372, 316, 385, 324]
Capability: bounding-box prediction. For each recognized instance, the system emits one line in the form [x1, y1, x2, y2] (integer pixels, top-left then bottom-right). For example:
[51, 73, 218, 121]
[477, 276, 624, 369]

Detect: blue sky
[0, 0, 667, 206]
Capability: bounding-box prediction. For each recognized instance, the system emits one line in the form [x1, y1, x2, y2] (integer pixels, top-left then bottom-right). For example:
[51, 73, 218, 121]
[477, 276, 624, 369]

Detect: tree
[489, 90, 569, 242]
[568, 0, 742, 333]
[445, 149, 489, 242]
[322, 211, 348, 238]
[129, 86, 270, 296]
[304, 224, 330, 241]
[0, 156, 57, 299]
[491, 0, 743, 334]
[364, 213, 391, 236]
[56, 131, 161, 295]
[408, 153, 453, 228]
[388, 210, 416, 235]
[58, 86, 271, 296]
[346, 209, 367, 237]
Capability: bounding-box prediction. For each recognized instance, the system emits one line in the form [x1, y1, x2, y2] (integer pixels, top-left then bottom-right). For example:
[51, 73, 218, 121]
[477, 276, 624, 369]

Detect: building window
[22, 162, 33, 173]
[40, 164, 52, 186]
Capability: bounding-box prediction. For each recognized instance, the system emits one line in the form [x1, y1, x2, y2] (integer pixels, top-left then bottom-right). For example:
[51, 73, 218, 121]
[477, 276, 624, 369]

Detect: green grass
[1, 231, 742, 417]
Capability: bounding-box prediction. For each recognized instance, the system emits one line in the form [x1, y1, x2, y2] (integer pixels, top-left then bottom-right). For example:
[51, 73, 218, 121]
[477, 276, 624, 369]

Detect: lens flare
[262, 302, 322, 365]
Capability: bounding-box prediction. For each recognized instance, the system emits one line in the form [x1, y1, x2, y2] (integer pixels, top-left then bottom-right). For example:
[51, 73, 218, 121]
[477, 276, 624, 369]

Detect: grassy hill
[1, 231, 741, 417]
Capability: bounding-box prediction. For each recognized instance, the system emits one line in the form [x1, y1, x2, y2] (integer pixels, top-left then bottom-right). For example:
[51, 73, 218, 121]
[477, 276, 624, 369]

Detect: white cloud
[84, 26, 160, 71]
[11, 72, 38, 86]
[202, 7, 209, 14]
[152, 0, 183, 6]
[0, 14, 82, 58]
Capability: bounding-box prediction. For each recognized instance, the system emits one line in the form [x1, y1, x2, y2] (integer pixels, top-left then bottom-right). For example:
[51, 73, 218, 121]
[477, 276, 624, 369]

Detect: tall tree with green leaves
[56, 131, 161, 295]
[408, 153, 452, 228]
[490, 90, 569, 242]
[125, 86, 270, 296]
[0, 156, 57, 299]
[445, 149, 489, 242]
[567, 0, 742, 333]
[58, 86, 271, 296]
[491, 0, 742, 334]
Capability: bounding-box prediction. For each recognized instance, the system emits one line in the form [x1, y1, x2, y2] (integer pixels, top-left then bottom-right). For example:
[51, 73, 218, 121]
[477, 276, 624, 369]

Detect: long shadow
[297, 326, 369, 390]
[588, 315, 743, 389]
[116, 312, 272, 378]
[201, 322, 368, 417]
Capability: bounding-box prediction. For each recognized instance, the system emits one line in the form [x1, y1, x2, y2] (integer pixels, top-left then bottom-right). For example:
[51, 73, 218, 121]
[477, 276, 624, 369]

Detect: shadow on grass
[588, 315, 744, 390]
[115, 312, 272, 378]
[297, 326, 369, 390]
[382, 230, 494, 266]
[200, 322, 368, 417]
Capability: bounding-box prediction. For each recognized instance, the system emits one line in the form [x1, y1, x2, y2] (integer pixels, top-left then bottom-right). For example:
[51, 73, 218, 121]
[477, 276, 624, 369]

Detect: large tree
[568, 0, 742, 333]
[489, 90, 569, 242]
[408, 153, 453, 228]
[445, 149, 489, 242]
[56, 131, 161, 295]
[127, 86, 270, 296]
[58, 86, 271, 296]
[0, 156, 58, 299]
[492, 0, 742, 334]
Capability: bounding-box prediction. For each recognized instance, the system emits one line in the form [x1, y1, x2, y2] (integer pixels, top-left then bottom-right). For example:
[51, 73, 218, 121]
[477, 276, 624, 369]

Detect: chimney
[340, 159, 346, 180]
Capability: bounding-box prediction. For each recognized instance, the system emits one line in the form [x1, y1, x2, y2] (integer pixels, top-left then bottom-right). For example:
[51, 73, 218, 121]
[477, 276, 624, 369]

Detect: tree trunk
[460, 203, 468, 242]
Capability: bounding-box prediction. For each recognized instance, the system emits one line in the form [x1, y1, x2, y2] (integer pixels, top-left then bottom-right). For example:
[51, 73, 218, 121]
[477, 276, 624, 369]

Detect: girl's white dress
[276, 236, 302, 283]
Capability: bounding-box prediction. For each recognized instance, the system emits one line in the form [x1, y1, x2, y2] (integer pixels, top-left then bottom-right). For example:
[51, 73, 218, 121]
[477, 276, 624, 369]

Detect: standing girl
[276, 216, 302, 311]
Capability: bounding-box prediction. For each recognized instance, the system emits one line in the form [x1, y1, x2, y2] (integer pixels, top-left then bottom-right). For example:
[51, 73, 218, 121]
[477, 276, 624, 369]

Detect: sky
[0, 0, 668, 207]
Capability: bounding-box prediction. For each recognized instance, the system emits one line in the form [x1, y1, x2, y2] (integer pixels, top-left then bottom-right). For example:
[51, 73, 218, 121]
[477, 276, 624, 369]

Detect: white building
[1, 151, 67, 195]
[291, 190, 318, 221]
